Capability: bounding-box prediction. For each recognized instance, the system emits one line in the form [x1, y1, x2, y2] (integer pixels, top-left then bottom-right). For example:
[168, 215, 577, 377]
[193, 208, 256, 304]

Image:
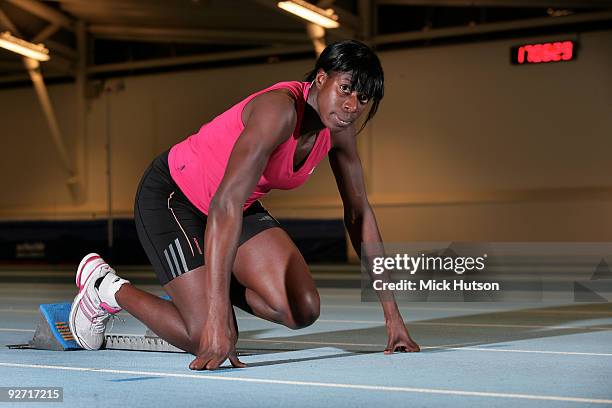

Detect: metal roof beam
[23, 58, 76, 189]
[88, 25, 310, 45]
[374, 9, 612, 44]
[45, 39, 77, 60]
[31, 23, 61, 43]
[88, 44, 315, 74]
[6, 0, 75, 31]
[0, 6, 21, 34]
[0, 71, 67, 85]
[44, 53, 74, 74]
[331, 5, 364, 31]
[358, 0, 376, 39]
[0, 6, 72, 73]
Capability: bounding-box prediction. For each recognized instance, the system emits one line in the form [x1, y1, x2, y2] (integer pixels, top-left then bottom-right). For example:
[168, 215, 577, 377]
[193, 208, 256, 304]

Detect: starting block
[28, 303, 80, 351]
[105, 330, 183, 353]
[23, 302, 186, 353]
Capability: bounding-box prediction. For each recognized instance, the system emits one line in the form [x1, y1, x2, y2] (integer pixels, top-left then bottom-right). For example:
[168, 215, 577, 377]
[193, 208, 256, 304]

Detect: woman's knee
[283, 289, 320, 330]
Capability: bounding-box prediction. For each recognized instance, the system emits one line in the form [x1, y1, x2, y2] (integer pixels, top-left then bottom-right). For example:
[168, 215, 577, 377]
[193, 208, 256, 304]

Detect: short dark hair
[305, 40, 384, 132]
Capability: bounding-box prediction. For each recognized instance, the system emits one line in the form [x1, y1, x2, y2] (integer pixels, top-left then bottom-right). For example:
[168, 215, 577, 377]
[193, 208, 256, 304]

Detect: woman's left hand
[384, 320, 420, 354]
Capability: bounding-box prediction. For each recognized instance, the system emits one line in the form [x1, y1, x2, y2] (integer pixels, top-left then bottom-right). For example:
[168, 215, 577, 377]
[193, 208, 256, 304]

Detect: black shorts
[134, 150, 281, 286]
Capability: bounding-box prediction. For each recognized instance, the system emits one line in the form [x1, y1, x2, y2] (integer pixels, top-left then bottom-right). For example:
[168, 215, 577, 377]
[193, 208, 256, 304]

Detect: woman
[69, 39, 420, 371]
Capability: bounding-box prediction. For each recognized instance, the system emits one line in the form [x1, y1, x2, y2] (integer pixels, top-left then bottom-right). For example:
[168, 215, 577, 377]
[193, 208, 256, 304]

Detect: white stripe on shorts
[174, 238, 189, 273]
[168, 244, 183, 275]
[163, 249, 177, 278]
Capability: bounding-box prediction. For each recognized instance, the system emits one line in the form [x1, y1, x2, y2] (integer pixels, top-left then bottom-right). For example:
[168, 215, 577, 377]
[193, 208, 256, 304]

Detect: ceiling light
[277, 0, 339, 29]
[0, 31, 50, 61]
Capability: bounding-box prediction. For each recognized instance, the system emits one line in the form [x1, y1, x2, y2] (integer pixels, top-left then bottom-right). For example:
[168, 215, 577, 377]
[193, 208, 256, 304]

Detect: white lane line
[0, 297, 70, 302]
[441, 347, 612, 357]
[241, 338, 383, 348]
[240, 339, 612, 356]
[2, 327, 610, 357]
[324, 304, 612, 315]
[341, 319, 612, 330]
[0, 362, 610, 405]
[3, 306, 612, 318]
[240, 317, 612, 331]
[241, 339, 481, 350]
[0, 328, 34, 333]
[0, 308, 38, 314]
[241, 338, 484, 349]
[411, 321, 612, 330]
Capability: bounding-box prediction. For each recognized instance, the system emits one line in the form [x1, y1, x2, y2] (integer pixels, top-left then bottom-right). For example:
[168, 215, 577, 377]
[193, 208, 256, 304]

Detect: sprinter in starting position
[69, 39, 420, 370]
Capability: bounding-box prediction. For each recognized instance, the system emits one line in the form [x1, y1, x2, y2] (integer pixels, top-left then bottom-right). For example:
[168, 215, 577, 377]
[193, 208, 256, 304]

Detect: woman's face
[313, 70, 371, 131]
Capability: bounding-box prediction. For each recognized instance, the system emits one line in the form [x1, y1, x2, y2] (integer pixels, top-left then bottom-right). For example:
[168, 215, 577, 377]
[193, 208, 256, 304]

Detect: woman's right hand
[188, 315, 246, 370]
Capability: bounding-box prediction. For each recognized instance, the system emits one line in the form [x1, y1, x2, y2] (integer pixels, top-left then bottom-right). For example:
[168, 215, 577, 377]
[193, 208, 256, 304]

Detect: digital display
[511, 40, 576, 65]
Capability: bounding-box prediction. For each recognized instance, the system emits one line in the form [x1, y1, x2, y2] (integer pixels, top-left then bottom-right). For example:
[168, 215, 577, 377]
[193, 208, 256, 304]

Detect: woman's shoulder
[257, 80, 307, 100]
[243, 81, 306, 116]
[241, 83, 302, 129]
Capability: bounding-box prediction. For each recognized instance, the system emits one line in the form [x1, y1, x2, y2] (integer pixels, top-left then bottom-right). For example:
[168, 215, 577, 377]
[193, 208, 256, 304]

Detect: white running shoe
[69, 253, 122, 350]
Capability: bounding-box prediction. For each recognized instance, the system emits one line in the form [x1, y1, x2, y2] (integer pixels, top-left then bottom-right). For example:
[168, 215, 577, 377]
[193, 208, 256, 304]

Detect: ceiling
[0, 0, 611, 85]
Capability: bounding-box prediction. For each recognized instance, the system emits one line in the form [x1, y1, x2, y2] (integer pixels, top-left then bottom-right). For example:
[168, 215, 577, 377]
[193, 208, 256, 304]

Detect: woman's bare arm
[192, 91, 297, 369]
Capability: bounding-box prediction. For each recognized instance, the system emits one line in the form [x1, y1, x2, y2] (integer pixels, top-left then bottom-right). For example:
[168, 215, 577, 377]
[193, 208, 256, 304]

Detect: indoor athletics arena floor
[1, 267, 611, 408]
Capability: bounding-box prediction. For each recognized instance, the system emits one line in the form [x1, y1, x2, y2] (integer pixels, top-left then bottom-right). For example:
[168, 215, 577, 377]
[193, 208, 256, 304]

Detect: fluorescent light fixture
[277, 0, 340, 29]
[0, 31, 50, 61]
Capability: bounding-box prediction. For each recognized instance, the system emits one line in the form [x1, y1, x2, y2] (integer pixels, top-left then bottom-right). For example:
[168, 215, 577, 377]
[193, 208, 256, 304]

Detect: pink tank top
[168, 81, 332, 215]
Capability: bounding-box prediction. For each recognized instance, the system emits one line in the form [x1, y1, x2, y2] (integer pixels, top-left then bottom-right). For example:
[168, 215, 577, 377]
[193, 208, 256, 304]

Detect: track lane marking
[239, 338, 612, 356]
[2, 327, 610, 357]
[3, 310, 611, 330]
[0, 362, 611, 404]
[237, 316, 612, 330]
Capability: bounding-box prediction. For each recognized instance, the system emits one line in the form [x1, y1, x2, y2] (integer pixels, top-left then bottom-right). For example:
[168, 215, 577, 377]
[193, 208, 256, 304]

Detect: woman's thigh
[162, 226, 320, 339]
[230, 227, 320, 328]
[162, 265, 210, 342]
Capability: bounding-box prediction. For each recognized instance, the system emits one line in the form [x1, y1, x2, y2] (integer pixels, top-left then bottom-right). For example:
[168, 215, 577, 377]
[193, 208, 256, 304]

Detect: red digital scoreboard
[511, 40, 576, 65]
